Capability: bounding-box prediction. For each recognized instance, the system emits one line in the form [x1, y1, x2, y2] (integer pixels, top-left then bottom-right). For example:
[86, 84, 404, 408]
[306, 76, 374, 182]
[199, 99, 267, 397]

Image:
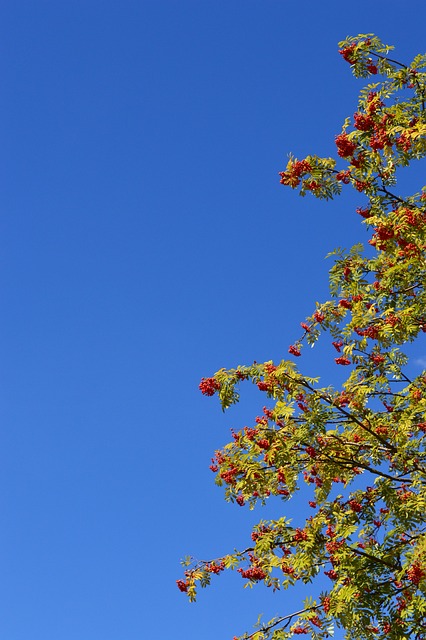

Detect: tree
[178, 35, 426, 640]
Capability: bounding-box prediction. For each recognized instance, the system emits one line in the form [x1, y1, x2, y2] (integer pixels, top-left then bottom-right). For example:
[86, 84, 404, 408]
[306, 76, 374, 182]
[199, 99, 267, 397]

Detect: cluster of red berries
[251, 525, 271, 541]
[369, 132, 391, 151]
[305, 446, 317, 458]
[176, 579, 188, 592]
[293, 528, 308, 542]
[263, 406, 274, 420]
[264, 363, 277, 374]
[291, 159, 312, 176]
[324, 569, 339, 580]
[354, 325, 380, 339]
[335, 356, 351, 365]
[339, 43, 356, 63]
[354, 112, 374, 131]
[325, 538, 345, 554]
[288, 344, 301, 357]
[244, 426, 258, 440]
[369, 124, 392, 151]
[396, 207, 423, 228]
[407, 562, 425, 585]
[220, 466, 240, 485]
[257, 364, 279, 392]
[338, 298, 352, 309]
[355, 180, 368, 192]
[309, 617, 322, 629]
[336, 170, 351, 183]
[335, 391, 351, 407]
[322, 596, 331, 613]
[385, 314, 400, 327]
[351, 153, 366, 169]
[292, 626, 309, 635]
[257, 438, 270, 450]
[314, 310, 325, 323]
[335, 133, 357, 158]
[397, 241, 422, 258]
[199, 377, 221, 396]
[278, 159, 312, 187]
[237, 566, 266, 581]
[205, 561, 225, 574]
[375, 426, 389, 436]
[366, 60, 378, 74]
[305, 180, 321, 192]
[257, 380, 273, 392]
[396, 132, 412, 152]
[348, 499, 362, 513]
[281, 564, 296, 576]
[277, 468, 287, 484]
[356, 206, 372, 218]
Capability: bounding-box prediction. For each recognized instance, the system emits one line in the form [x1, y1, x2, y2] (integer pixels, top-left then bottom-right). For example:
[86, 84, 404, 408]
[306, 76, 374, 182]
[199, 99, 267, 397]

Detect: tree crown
[179, 34, 426, 640]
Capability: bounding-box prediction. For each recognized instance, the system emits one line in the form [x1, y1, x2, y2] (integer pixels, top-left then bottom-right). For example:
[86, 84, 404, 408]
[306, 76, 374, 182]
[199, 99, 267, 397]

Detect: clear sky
[1, 2, 426, 639]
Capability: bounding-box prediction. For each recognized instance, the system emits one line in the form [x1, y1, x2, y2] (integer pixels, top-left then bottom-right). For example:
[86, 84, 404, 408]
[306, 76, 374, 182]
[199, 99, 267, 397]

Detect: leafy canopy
[179, 34, 426, 640]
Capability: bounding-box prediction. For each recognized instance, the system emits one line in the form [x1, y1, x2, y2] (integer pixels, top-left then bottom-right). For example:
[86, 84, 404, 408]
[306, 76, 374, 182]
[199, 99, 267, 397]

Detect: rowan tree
[178, 35, 426, 640]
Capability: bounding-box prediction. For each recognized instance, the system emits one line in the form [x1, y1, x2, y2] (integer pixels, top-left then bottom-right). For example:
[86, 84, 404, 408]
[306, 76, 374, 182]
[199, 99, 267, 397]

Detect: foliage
[179, 35, 426, 640]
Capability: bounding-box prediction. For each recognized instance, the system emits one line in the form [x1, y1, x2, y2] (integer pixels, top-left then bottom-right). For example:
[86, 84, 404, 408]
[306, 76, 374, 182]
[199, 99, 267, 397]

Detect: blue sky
[1, 2, 426, 639]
